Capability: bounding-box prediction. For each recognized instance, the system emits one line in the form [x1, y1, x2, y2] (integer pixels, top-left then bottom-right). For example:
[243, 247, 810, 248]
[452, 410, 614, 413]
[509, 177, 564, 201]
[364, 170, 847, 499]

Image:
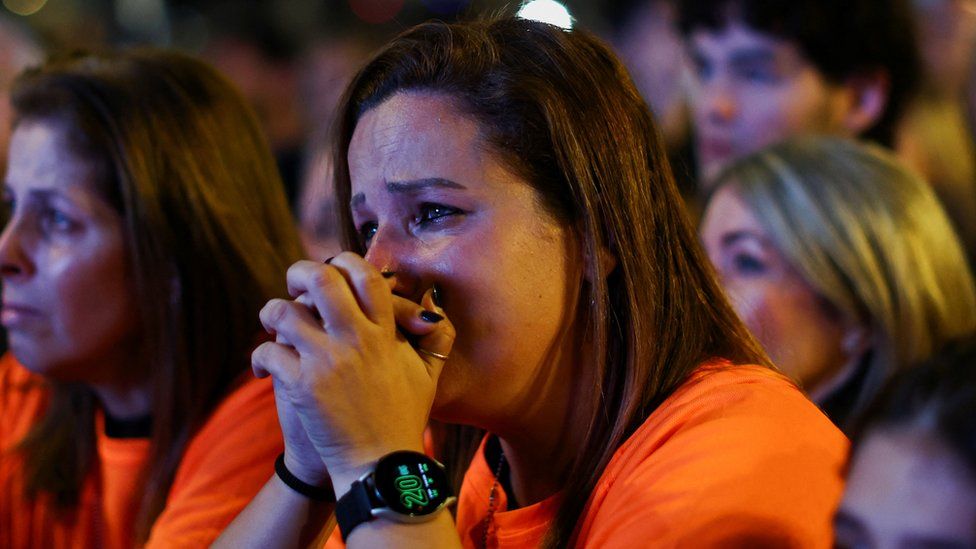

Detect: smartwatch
[335, 450, 456, 540]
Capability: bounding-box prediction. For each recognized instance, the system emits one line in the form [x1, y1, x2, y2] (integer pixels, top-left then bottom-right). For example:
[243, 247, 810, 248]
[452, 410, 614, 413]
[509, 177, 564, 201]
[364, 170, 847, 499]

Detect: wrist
[334, 449, 456, 541]
[281, 450, 332, 489]
[328, 442, 426, 498]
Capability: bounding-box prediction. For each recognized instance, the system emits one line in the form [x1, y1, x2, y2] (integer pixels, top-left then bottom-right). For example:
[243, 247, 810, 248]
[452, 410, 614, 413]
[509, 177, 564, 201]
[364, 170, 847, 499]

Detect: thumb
[413, 287, 456, 382]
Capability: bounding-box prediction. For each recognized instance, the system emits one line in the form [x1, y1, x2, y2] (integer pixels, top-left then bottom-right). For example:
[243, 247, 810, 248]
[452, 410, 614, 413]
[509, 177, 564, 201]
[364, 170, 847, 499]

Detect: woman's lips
[699, 137, 735, 163]
[1, 303, 40, 327]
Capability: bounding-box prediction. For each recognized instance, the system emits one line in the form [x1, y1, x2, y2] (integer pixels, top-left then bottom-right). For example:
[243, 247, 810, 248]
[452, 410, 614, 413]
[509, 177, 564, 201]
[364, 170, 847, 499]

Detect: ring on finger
[417, 347, 449, 361]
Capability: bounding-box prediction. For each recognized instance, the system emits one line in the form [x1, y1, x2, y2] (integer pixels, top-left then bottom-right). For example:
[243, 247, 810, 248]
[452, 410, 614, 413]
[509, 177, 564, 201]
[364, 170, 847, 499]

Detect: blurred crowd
[2, 0, 976, 547]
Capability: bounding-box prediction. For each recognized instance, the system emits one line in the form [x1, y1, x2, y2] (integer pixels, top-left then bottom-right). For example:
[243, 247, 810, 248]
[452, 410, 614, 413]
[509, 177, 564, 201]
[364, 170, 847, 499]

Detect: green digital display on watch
[336, 450, 456, 540]
[373, 451, 452, 516]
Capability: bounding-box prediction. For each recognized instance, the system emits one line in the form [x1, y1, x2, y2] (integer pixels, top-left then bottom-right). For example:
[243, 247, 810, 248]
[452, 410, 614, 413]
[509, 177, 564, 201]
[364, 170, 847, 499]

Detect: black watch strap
[336, 480, 374, 541]
[274, 453, 336, 502]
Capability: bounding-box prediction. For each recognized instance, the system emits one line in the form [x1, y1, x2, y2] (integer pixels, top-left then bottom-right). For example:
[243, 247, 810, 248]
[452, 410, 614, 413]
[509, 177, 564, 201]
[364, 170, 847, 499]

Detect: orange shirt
[455, 363, 849, 548]
[0, 353, 284, 548]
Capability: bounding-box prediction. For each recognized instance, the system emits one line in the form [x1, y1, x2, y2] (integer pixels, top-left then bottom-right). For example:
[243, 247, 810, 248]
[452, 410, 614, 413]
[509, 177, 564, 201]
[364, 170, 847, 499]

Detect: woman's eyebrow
[3, 187, 63, 206]
[350, 178, 467, 207]
[386, 177, 466, 193]
[721, 230, 770, 248]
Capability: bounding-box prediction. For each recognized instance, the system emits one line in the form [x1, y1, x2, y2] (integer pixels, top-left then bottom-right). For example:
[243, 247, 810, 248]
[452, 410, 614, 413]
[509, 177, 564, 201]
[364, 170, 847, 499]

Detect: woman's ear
[582, 238, 618, 283]
[841, 323, 872, 364]
[597, 247, 617, 277]
[839, 71, 890, 136]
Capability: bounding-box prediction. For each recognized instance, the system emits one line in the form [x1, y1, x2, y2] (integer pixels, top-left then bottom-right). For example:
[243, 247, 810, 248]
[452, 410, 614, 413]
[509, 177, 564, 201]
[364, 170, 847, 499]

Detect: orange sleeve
[144, 375, 284, 548]
[578, 367, 848, 548]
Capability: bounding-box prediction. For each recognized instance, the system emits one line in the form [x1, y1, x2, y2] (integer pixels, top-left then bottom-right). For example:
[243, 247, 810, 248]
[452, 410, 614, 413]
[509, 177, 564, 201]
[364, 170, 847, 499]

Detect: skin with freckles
[0, 120, 145, 416]
[836, 428, 976, 549]
[700, 186, 854, 395]
[688, 22, 852, 183]
[348, 91, 581, 432]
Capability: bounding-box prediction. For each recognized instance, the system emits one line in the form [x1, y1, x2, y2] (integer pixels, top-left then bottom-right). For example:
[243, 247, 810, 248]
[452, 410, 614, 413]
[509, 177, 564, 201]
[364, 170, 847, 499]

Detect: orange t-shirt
[455, 363, 849, 548]
[0, 352, 284, 548]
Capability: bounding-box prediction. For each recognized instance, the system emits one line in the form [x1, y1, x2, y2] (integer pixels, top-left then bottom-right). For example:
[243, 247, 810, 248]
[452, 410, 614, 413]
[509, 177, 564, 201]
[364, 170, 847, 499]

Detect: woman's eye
[691, 54, 713, 82]
[417, 203, 461, 225]
[40, 208, 77, 233]
[358, 221, 378, 247]
[731, 253, 767, 275]
[734, 64, 782, 85]
[1, 197, 14, 223]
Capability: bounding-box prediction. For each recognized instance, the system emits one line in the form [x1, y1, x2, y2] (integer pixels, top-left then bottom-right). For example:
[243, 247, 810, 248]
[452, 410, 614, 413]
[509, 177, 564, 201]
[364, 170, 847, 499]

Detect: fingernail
[432, 283, 443, 307]
[323, 256, 334, 264]
[420, 310, 443, 323]
[381, 271, 396, 279]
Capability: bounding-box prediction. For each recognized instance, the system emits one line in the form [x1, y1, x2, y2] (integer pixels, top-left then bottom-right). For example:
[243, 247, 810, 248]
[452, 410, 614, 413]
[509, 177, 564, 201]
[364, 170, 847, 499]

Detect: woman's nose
[704, 82, 738, 124]
[363, 227, 420, 299]
[0, 218, 32, 280]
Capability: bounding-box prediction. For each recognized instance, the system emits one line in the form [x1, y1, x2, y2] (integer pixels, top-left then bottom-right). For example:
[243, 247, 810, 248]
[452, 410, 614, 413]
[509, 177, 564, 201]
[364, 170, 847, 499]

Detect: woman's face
[836, 427, 976, 549]
[700, 186, 851, 394]
[347, 92, 580, 425]
[0, 120, 139, 382]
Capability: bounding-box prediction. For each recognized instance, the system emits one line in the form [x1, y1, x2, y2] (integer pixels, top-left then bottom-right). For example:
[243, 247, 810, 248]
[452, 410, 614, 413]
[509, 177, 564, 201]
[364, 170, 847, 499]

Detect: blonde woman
[700, 136, 976, 432]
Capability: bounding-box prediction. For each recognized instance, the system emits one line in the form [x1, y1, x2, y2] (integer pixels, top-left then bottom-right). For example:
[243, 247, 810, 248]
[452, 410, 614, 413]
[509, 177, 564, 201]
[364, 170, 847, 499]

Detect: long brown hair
[331, 17, 768, 547]
[11, 49, 303, 540]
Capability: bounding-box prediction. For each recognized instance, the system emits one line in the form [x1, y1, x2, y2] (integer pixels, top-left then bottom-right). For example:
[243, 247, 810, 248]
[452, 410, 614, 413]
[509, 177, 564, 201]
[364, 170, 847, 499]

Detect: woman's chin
[9, 341, 84, 382]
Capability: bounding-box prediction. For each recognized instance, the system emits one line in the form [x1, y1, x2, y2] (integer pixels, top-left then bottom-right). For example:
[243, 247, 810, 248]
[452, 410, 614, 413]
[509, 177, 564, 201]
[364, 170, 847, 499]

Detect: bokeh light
[348, 0, 404, 25]
[3, 0, 47, 16]
[517, 0, 573, 30]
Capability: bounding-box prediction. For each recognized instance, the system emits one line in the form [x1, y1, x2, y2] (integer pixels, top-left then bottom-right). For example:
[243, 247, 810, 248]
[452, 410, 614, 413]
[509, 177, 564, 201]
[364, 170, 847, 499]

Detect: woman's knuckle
[441, 319, 457, 340]
[363, 269, 385, 289]
[260, 299, 283, 325]
[252, 341, 273, 365]
[309, 267, 337, 293]
[285, 261, 305, 280]
[272, 299, 295, 325]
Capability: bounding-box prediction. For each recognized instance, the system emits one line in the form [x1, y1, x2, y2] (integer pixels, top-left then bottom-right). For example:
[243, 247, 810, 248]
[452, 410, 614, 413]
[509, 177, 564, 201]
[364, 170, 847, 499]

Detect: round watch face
[373, 451, 452, 516]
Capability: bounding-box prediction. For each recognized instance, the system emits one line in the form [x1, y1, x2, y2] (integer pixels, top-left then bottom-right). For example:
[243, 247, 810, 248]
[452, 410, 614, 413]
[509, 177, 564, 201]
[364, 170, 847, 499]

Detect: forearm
[214, 475, 335, 549]
[345, 510, 463, 549]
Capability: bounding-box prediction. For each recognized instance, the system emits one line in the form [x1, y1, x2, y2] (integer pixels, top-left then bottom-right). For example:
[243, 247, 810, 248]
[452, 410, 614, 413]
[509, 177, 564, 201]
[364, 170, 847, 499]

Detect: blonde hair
[711, 136, 976, 429]
[897, 94, 976, 263]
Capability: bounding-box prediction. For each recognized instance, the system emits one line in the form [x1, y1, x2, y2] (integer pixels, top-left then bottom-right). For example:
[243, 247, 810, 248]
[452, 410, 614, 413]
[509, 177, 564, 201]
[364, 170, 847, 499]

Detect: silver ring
[417, 347, 449, 361]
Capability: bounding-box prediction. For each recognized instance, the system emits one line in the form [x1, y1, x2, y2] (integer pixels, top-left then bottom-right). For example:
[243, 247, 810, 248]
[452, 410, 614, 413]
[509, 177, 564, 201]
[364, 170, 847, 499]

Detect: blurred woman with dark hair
[836, 337, 976, 548]
[0, 50, 303, 547]
[221, 17, 847, 548]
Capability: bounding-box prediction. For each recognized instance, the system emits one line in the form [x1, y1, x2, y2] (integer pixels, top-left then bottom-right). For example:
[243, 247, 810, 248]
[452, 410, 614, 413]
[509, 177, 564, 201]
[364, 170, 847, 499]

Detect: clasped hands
[251, 253, 455, 491]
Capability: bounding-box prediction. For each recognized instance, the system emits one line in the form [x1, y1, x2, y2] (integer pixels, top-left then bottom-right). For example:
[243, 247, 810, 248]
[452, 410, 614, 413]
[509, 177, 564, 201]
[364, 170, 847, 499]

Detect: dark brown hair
[332, 17, 768, 547]
[677, 0, 920, 148]
[11, 49, 303, 540]
[849, 336, 976, 477]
